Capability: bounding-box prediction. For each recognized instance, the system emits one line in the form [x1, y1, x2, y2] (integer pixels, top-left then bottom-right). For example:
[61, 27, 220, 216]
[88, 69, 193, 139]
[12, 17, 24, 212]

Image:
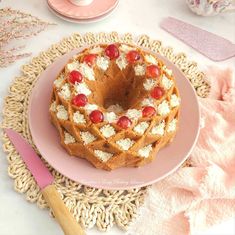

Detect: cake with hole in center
[49, 43, 181, 171]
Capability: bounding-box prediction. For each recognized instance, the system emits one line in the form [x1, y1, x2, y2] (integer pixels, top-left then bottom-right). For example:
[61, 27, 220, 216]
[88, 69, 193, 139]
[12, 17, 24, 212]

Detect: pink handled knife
[5, 128, 85, 235]
[160, 17, 235, 61]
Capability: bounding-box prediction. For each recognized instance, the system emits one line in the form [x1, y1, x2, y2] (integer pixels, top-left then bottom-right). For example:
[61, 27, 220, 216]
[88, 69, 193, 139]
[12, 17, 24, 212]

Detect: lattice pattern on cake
[49, 43, 180, 170]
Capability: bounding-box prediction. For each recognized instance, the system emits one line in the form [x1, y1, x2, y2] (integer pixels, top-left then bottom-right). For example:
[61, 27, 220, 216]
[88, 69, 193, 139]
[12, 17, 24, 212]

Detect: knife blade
[160, 17, 235, 61]
[5, 128, 85, 235]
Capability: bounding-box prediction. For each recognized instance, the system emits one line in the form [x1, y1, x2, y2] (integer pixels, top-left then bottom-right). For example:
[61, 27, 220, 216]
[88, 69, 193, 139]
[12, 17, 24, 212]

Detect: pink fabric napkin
[127, 67, 235, 235]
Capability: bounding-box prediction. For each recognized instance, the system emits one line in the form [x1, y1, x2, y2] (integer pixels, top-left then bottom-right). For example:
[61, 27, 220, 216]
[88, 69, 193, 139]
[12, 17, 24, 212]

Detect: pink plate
[48, 0, 118, 19]
[28, 48, 200, 190]
[47, 0, 119, 24]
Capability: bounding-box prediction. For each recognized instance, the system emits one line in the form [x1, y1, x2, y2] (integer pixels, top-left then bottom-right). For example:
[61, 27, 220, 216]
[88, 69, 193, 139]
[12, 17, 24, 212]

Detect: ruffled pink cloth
[127, 67, 235, 235]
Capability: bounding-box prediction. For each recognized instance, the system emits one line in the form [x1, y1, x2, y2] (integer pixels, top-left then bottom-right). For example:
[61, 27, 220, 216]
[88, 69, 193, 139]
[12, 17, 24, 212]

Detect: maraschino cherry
[126, 50, 141, 63]
[89, 110, 104, 123]
[146, 65, 161, 78]
[142, 106, 156, 117]
[72, 94, 88, 107]
[69, 70, 83, 84]
[105, 44, 120, 59]
[117, 116, 132, 129]
[151, 86, 165, 99]
[83, 54, 97, 66]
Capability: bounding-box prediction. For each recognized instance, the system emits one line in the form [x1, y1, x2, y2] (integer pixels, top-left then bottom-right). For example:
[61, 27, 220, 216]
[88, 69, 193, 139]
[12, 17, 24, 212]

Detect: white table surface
[0, 0, 234, 234]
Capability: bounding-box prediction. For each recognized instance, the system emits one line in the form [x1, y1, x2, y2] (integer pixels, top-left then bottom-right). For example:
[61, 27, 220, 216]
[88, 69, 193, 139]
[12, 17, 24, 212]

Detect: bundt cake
[49, 43, 181, 171]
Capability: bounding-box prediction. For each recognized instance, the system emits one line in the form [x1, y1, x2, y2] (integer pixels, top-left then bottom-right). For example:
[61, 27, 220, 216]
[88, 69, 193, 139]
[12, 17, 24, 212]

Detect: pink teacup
[69, 0, 93, 6]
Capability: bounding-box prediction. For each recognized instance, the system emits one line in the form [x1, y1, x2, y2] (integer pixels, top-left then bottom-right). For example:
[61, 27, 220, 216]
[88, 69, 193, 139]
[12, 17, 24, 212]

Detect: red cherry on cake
[146, 65, 160, 78]
[151, 86, 165, 99]
[105, 44, 120, 59]
[117, 116, 132, 129]
[72, 94, 88, 107]
[89, 110, 104, 123]
[142, 106, 156, 117]
[126, 50, 141, 63]
[69, 70, 83, 84]
[83, 54, 97, 66]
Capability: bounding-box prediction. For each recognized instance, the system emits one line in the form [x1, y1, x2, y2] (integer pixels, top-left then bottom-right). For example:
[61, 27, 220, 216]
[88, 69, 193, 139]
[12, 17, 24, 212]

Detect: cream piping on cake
[167, 119, 177, 132]
[67, 61, 79, 71]
[64, 131, 76, 145]
[134, 64, 145, 76]
[116, 53, 128, 70]
[58, 83, 71, 100]
[50, 101, 56, 112]
[143, 79, 156, 91]
[144, 54, 158, 65]
[96, 56, 110, 71]
[73, 111, 86, 124]
[158, 100, 170, 116]
[141, 98, 155, 107]
[89, 46, 103, 54]
[94, 150, 113, 162]
[56, 105, 68, 120]
[163, 65, 173, 76]
[134, 122, 149, 135]
[103, 112, 118, 123]
[116, 138, 135, 151]
[151, 120, 165, 136]
[161, 75, 173, 90]
[170, 94, 180, 108]
[126, 109, 142, 120]
[138, 144, 153, 158]
[54, 74, 65, 88]
[78, 62, 95, 81]
[119, 44, 135, 52]
[84, 104, 98, 114]
[80, 131, 96, 144]
[75, 83, 91, 96]
[100, 124, 116, 138]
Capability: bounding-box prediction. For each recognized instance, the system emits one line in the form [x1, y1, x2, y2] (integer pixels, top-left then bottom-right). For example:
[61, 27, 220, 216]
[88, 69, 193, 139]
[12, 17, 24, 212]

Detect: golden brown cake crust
[49, 43, 181, 171]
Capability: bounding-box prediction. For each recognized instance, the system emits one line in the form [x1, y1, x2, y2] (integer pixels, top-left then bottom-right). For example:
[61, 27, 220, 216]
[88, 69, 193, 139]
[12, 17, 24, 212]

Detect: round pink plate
[28, 48, 200, 190]
[48, 0, 118, 19]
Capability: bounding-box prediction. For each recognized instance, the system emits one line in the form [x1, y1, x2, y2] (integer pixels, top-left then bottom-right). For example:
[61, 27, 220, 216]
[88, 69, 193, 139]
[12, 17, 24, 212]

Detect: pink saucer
[47, 0, 119, 24]
[48, 0, 118, 19]
[28, 47, 200, 190]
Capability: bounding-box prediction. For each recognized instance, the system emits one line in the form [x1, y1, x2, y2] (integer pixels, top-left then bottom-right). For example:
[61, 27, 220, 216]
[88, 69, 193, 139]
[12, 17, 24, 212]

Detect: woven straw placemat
[1, 32, 210, 231]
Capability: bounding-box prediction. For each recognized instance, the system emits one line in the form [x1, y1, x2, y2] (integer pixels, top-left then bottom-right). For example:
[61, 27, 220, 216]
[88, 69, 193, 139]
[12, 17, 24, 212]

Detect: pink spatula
[160, 17, 235, 61]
